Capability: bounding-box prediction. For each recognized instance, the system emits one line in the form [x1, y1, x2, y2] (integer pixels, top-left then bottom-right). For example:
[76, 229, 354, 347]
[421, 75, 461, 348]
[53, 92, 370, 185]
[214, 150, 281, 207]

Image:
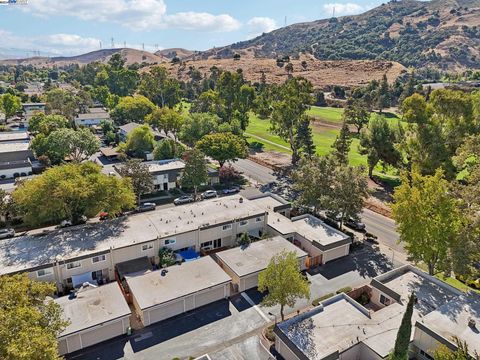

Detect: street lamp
[268, 311, 277, 324]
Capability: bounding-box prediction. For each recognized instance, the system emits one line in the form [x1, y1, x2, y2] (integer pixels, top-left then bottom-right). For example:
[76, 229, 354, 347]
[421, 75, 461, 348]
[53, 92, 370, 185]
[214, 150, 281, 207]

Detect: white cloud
[246, 17, 278, 39]
[21, 0, 241, 32]
[0, 30, 101, 56]
[323, 3, 367, 16]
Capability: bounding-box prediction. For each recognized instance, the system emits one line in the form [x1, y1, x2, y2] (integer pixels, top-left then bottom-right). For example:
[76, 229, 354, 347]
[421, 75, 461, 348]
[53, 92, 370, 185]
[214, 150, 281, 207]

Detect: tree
[158, 247, 176, 267]
[0, 189, 15, 226]
[0, 93, 21, 118]
[12, 162, 135, 226]
[359, 115, 402, 178]
[0, 274, 68, 360]
[376, 74, 391, 112]
[258, 251, 310, 321]
[138, 66, 182, 108]
[237, 232, 251, 248]
[110, 95, 155, 125]
[121, 124, 156, 158]
[117, 159, 154, 203]
[433, 338, 479, 360]
[45, 88, 78, 120]
[332, 121, 352, 165]
[295, 117, 315, 159]
[31, 128, 100, 165]
[343, 97, 370, 133]
[391, 169, 461, 275]
[389, 293, 415, 360]
[179, 113, 219, 146]
[331, 165, 369, 229]
[196, 132, 247, 168]
[270, 77, 314, 165]
[180, 149, 208, 201]
[28, 113, 69, 135]
[146, 107, 184, 143]
[153, 138, 185, 160]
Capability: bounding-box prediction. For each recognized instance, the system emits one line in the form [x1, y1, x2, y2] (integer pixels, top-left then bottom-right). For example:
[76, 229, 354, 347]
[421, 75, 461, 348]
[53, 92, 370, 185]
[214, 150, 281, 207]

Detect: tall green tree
[332, 121, 352, 165]
[45, 88, 79, 120]
[0, 274, 68, 360]
[153, 138, 185, 160]
[0, 93, 21, 118]
[389, 293, 415, 360]
[180, 149, 208, 200]
[343, 97, 370, 133]
[376, 74, 391, 112]
[433, 338, 478, 360]
[13, 162, 135, 226]
[270, 77, 314, 165]
[179, 113, 219, 146]
[138, 66, 182, 108]
[120, 124, 156, 158]
[111, 95, 155, 125]
[28, 113, 69, 135]
[117, 159, 154, 204]
[392, 169, 461, 275]
[196, 132, 248, 168]
[295, 117, 315, 159]
[359, 115, 402, 178]
[258, 251, 310, 321]
[146, 107, 184, 143]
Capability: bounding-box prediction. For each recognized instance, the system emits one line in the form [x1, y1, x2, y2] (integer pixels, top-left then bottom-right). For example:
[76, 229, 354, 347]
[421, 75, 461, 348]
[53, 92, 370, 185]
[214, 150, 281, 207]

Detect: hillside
[155, 48, 195, 60]
[199, 0, 480, 71]
[165, 55, 406, 88]
[0, 48, 166, 67]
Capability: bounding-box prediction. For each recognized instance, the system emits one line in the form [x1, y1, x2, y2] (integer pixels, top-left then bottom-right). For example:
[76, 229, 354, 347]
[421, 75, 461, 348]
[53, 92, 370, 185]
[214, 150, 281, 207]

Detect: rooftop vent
[468, 318, 476, 329]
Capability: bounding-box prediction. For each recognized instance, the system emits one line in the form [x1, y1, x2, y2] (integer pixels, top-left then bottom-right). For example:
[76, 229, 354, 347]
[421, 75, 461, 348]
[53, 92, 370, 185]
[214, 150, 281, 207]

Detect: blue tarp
[178, 248, 200, 262]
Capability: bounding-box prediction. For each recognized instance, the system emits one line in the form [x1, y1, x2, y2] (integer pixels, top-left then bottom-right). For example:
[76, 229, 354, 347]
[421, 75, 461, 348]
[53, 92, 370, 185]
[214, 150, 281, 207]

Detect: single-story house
[215, 236, 308, 293]
[55, 282, 131, 355]
[100, 147, 120, 161]
[74, 108, 110, 128]
[118, 122, 140, 142]
[126, 256, 231, 326]
[22, 102, 46, 113]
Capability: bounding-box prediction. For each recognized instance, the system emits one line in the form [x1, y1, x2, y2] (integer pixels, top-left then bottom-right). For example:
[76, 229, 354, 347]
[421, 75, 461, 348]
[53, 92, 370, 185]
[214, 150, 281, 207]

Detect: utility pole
[284, 16, 287, 27]
[332, 6, 336, 18]
[99, 41, 102, 49]
[111, 37, 114, 48]
[142, 43, 145, 51]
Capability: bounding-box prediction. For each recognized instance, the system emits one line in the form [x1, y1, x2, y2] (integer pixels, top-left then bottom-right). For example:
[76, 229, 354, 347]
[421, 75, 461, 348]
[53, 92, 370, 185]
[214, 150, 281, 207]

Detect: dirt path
[245, 133, 291, 151]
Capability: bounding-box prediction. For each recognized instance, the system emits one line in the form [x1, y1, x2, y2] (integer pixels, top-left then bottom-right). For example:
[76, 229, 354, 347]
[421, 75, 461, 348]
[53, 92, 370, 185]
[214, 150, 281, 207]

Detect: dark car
[135, 202, 156, 212]
[222, 186, 240, 195]
[0, 228, 15, 239]
[173, 195, 194, 206]
[345, 218, 366, 231]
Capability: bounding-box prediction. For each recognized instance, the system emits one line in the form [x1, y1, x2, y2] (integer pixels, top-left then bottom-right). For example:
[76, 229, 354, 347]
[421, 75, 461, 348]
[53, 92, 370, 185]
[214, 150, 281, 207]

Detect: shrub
[336, 286, 352, 294]
[219, 165, 242, 184]
[312, 293, 334, 306]
[158, 247, 176, 268]
[265, 325, 275, 342]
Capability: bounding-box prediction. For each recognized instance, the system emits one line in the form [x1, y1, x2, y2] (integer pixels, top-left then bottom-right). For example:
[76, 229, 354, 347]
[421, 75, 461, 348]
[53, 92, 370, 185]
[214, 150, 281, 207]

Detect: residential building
[0, 195, 267, 293]
[274, 265, 479, 360]
[118, 122, 140, 141]
[22, 102, 46, 122]
[74, 108, 110, 127]
[215, 236, 308, 292]
[0, 142, 34, 179]
[55, 282, 131, 355]
[250, 193, 351, 266]
[127, 256, 231, 326]
[145, 159, 185, 191]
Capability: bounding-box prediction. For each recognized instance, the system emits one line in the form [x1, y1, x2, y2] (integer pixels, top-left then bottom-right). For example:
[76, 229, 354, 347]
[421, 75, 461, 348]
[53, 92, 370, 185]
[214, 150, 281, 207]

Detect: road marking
[241, 292, 271, 322]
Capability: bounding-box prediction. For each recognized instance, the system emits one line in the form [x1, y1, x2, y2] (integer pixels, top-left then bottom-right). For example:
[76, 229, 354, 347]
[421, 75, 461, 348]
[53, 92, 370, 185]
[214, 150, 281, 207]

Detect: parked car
[136, 202, 157, 212]
[57, 216, 87, 228]
[0, 228, 15, 239]
[99, 212, 109, 221]
[223, 186, 240, 195]
[345, 218, 366, 231]
[201, 190, 218, 199]
[173, 195, 194, 206]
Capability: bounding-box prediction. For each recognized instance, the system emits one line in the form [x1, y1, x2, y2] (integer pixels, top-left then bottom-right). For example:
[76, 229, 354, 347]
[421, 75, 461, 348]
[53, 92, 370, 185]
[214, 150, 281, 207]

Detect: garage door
[81, 319, 125, 349]
[242, 274, 259, 292]
[323, 245, 349, 264]
[149, 300, 184, 324]
[195, 286, 225, 307]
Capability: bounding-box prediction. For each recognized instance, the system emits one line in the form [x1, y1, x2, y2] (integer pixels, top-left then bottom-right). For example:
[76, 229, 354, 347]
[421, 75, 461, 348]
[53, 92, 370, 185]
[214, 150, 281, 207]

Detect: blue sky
[0, 0, 381, 57]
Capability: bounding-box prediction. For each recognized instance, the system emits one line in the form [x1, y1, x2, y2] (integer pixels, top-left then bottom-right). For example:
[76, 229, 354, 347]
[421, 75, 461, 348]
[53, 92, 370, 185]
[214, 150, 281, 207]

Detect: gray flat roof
[55, 282, 131, 338]
[146, 160, 185, 173]
[0, 142, 30, 153]
[126, 256, 231, 310]
[215, 236, 307, 278]
[0, 132, 30, 142]
[0, 195, 265, 275]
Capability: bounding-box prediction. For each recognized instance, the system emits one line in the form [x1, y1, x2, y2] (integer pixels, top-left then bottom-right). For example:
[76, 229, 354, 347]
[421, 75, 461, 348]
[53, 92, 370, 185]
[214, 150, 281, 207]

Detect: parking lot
[67, 245, 400, 360]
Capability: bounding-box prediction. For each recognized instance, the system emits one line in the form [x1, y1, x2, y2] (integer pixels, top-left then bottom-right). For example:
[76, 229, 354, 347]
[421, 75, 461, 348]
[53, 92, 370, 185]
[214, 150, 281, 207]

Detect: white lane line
[241, 292, 271, 323]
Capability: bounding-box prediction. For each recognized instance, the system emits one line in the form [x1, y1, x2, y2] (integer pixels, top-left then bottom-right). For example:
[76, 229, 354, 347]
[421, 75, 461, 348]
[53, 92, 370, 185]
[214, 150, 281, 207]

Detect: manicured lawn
[306, 106, 344, 123]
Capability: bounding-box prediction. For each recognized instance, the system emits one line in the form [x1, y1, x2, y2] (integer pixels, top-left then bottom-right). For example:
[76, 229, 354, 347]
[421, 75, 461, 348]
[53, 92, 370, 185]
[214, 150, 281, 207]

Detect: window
[92, 254, 106, 263]
[66, 261, 81, 270]
[164, 239, 176, 245]
[37, 268, 53, 277]
[256, 217, 263, 222]
[239, 220, 248, 226]
[92, 270, 103, 280]
[201, 239, 221, 250]
[141, 243, 154, 251]
[222, 224, 232, 231]
[420, 350, 434, 360]
[380, 294, 390, 305]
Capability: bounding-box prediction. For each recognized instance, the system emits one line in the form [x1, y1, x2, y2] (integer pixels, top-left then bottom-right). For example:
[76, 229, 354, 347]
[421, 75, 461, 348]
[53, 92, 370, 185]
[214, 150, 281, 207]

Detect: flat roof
[0, 132, 30, 142]
[0, 195, 265, 275]
[290, 214, 349, 248]
[249, 193, 290, 212]
[276, 266, 463, 359]
[419, 296, 480, 356]
[215, 236, 307, 278]
[76, 111, 110, 120]
[55, 282, 131, 338]
[146, 160, 185, 173]
[0, 142, 30, 153]
[126, 256, 231, 310]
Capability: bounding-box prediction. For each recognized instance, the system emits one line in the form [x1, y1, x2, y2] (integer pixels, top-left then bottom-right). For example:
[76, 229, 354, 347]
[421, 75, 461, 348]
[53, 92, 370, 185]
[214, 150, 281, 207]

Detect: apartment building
[0, 195, 267, 293]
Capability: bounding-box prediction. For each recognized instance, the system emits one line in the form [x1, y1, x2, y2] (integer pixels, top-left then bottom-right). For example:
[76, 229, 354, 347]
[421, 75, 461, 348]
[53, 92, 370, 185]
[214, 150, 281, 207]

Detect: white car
[202, 190, 218, 199]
